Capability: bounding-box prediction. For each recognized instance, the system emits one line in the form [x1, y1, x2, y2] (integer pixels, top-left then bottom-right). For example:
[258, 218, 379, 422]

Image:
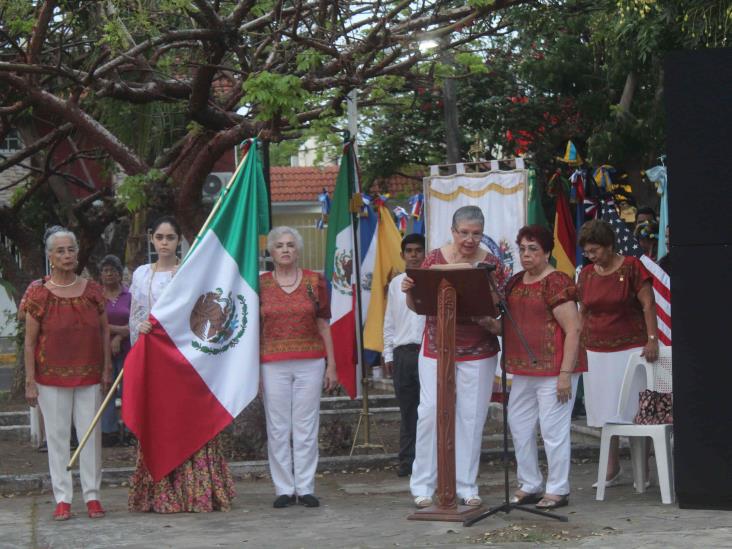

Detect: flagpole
[346, 136, 385, 454]
[187, 140, 254, 259]
[67, 368, 124, 470]
[67, 140, 257, 469]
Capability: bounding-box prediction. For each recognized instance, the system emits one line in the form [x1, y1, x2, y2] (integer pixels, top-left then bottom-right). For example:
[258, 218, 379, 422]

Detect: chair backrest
[615, 346, 673, 422]
[645, 346, 673, 393]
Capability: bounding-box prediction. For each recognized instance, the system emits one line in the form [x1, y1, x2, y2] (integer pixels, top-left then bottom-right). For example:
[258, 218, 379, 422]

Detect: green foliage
[243, 72, 313, 123]
[0, 1, 35, 35]
[296, 49, 326, 72]
[454, 52, 489, 74]
[116, 169, 167, 212]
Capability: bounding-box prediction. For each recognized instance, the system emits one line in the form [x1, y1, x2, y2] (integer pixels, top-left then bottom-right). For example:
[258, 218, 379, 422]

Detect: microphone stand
[464, 271, 568, 526]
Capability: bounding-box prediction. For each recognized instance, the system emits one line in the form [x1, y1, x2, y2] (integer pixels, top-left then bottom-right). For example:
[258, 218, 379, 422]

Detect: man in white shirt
[383, 233, 426, 477]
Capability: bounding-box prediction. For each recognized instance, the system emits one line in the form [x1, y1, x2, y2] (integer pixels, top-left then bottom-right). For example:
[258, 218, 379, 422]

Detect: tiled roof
[270, 166, 423, 203]
[370, 173, 422, 196]
[270, 166, 339, 202]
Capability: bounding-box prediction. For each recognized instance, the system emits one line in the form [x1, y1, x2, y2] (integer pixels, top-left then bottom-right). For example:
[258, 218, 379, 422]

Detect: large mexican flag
[324, 142, 357, 398]
[122, 140, 269, 480]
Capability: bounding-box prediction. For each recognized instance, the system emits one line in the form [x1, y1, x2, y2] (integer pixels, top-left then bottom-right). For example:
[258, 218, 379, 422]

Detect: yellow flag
[363, 205, 405, 352]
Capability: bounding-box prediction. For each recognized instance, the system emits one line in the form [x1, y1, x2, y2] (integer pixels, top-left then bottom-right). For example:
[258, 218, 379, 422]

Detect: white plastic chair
[595, 346, 674, 504]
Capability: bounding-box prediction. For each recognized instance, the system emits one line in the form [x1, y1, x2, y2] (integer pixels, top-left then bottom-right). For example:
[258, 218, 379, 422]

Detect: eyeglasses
[582, 246, 604, 258]
[518, 245, 543, 254]
[453, 229, 483, 241]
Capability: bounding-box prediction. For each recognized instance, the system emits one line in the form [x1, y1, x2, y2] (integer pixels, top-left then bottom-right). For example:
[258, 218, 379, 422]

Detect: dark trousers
[393, 344, 420, 467]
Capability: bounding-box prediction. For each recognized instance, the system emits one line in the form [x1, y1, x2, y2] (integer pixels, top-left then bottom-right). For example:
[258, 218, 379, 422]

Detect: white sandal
[414, 496, 433, 508]
[462, 496, 482, 507]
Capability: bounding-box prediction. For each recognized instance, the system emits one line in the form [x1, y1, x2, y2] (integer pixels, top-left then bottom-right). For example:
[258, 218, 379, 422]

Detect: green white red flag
[324, 142, 358, 397]
[122, 140, 269, 480]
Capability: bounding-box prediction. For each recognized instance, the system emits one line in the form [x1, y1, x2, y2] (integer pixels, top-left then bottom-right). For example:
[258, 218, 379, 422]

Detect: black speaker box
[665, 48, 732, 246]
[671, 244, 732, 509]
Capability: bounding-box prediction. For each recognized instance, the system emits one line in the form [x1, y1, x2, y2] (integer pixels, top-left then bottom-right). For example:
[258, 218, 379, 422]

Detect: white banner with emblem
[423, 162, 528, 391]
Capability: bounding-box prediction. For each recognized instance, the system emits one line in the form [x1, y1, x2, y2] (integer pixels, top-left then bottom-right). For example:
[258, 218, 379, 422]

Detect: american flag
[601, 200, 671, 345]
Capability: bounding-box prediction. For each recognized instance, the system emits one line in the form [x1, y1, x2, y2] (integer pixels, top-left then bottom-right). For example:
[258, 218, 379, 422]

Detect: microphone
[477, 263, 497, 272]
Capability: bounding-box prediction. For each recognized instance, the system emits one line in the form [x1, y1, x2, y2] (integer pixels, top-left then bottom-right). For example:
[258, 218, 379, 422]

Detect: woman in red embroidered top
[577, 219, 659, 487]
[260, 226, 338, 509]
[488, 225, 585, 510]
[23, 227, 112, 521]
[402, 205, 506, 509]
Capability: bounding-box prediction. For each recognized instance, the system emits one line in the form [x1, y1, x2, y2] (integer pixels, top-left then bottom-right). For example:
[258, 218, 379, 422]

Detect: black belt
[395, 343, 421, 351]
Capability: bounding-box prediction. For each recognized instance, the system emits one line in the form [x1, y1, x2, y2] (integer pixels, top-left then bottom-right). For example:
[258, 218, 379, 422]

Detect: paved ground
[1, 460, 730, 549]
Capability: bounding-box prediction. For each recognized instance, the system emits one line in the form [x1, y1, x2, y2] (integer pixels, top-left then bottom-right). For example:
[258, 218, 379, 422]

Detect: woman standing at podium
[402, 205, 506, 508]
[498, 225, 585, 510]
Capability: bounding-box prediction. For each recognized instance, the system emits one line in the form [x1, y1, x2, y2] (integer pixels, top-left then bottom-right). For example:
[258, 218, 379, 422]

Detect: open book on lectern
[406, 264, 497, 318]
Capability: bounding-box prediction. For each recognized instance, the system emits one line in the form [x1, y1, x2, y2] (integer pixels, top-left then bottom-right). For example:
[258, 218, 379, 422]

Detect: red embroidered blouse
[504, 270, 587, 376]
[577, 255, 652, 352]
[259, 270, 331, 363]
[422, 249, 506, 362]
[23, 280, 106, 387]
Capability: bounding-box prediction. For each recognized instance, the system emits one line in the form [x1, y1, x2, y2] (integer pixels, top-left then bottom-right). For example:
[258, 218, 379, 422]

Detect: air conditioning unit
[203, 172, 232, 203]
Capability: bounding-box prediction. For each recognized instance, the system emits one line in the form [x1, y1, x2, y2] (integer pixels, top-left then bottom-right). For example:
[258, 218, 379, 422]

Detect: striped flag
[122, 140, 269, 480]
[553, 183, 576, 277]
[363, 204, 405, 353]
[600, 200, 671, 345]
[324, 143, 358, 398]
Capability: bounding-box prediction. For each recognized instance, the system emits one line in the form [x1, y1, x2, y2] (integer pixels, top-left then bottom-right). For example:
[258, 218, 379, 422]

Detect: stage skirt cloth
[583, 347, 641, 427]
[128, 434, 235, 513]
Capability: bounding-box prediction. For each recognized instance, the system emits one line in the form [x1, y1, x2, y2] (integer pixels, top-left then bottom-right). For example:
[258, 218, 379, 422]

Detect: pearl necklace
[48, 275, 79, 288]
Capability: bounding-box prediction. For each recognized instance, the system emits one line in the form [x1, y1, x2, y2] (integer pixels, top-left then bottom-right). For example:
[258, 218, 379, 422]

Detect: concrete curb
[0, 444, 607, 495]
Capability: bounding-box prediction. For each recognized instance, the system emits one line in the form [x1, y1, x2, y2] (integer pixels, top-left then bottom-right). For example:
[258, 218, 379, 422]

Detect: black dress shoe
[397, 464, 412, 477]
[299, 494, 320, 507]
[273, 495, 296, 508]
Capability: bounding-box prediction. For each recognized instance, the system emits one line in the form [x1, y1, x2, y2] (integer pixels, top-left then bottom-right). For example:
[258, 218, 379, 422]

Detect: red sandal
[53, 502, 71, 521]
[86, 500, 105, 518]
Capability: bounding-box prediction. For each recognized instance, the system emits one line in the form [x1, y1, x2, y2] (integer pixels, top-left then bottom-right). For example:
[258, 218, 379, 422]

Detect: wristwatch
[647, 335, 658, 341]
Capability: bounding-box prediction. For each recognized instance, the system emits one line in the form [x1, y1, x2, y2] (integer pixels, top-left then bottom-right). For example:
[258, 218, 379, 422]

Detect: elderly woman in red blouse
[577, 219, 659, 487]
[23, 227, 112, 521]
[485, 225, 585, 510]
[259, 226, 338, 509]
[402, 205, 506, 509]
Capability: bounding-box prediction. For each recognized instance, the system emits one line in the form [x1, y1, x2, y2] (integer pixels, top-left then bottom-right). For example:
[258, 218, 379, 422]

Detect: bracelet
[647, 335, 658, 341]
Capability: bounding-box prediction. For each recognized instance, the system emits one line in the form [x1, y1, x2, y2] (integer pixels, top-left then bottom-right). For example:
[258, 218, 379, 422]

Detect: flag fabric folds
[363, 204, 405, 353]
[552, 183, 576, 277]
[324, 143, 358, 398]
[601, 200, 671, 345]
[122, 141, 269, 481]
[527, 168, 548, 228]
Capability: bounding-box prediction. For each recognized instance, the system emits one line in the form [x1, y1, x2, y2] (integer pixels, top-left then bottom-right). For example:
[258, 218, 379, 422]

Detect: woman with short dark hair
[577, 219, 659, 487]
[488, 225, 585, 510]
[98, 254, 131, 446]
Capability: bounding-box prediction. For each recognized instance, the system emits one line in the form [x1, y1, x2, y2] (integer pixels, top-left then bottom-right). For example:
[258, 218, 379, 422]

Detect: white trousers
[507, 374, 579, 496]
[410, 353, 495, 500]
[262, 358, 324, 496]
[37, 383, 102, 504]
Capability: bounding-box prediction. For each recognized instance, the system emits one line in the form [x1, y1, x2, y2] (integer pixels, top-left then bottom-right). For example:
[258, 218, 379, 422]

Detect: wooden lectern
[406, 266, 497, 522]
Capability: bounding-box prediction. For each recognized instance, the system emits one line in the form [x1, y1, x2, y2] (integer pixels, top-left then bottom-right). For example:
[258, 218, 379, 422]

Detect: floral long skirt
[128, 435, 235, 513]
